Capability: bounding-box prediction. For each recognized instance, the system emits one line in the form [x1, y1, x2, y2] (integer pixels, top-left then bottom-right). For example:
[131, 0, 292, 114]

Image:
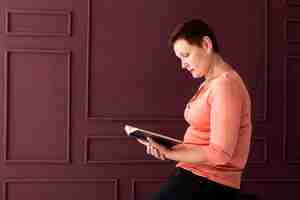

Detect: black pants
[150, 167, 239, 200]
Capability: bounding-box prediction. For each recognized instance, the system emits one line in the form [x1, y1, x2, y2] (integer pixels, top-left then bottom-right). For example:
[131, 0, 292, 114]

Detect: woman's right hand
[137, 138, 166, 160]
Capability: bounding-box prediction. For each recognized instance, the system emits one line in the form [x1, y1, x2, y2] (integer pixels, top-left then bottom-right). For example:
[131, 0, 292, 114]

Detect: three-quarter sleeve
[205, 78, 242, 166]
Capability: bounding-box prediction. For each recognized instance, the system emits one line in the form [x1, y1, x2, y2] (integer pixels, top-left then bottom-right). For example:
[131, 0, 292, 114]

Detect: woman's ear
[201, 36, 213, 54]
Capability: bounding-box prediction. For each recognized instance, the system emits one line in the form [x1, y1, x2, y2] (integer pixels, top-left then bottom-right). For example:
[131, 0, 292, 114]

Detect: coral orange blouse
[176, 69, 252, 189]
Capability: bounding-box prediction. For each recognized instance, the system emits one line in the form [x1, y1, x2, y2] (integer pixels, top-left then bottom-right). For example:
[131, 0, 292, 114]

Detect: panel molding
[4, 9, 72, 37]
[84, 136, 267, 165]
[255, 0, 270, 122]
[84, 136, 171, 164]
[243, 178, 300, 182]
[283, 55, 300, 164]
[285, 0, 300, 6]
[284, 18, 300, 43]
[131, 178, 165, 200]
[3, 178, 118, 200]
[3, 49, 71, 164]
[85, 0, 269, 122]
[248, 137, 269, 165]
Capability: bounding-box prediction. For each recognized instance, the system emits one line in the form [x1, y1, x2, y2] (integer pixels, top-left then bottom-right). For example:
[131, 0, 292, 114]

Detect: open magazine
[124, 124, 182, 148]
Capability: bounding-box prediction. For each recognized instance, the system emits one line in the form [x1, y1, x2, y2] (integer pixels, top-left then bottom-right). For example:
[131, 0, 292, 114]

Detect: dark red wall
[0, 0, 298, 199]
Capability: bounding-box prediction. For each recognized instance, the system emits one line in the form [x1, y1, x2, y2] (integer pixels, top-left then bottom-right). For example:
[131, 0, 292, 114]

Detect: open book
[124, 125, 182, 148]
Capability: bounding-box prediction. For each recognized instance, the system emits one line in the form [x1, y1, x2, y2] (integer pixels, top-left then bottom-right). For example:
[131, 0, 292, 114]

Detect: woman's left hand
[146, 138, 170, 160]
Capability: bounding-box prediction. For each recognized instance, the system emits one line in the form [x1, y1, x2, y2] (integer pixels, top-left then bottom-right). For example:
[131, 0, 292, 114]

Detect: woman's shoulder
[206, 69, 248, 102]
[209, 69, 239, 90]
[208, 69, 250, 103]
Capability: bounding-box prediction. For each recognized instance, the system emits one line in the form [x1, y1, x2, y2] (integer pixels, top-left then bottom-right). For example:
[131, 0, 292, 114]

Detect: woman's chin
[191, 72, 202, 79]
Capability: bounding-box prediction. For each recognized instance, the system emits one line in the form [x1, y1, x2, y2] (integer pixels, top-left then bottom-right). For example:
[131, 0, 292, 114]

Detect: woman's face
[173, 38, 212, 78]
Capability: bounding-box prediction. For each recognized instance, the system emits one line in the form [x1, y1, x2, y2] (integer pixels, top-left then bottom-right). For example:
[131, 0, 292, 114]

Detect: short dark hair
[168, 19, 220, 53]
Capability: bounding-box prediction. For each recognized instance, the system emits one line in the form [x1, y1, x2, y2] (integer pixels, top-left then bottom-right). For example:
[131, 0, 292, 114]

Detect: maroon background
[0, 0, 299, 199]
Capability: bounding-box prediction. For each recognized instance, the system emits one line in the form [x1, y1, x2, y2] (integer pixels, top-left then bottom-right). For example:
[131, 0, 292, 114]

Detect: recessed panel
[85, 136, 164, 163]
[87, 0, 268, 121]
[132, 179, 166, 200]
[5, 9, 71, 36]
[4, 179, 117, 200]
[4, 50, 70, 163]
[286, 19, 300, 42]
[285, 57, 300, 163]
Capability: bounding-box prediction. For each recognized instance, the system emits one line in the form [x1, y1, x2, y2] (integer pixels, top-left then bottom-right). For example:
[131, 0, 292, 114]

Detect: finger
[155, 148, 163, 160]
[137, 139, 148, 146]
[151, 146, 159, 158]
[150, 146, 156, 157]
[150, 143, 167, 160]
[148, 138, 164, 151]
[156, 148, 165, 160]
[154, 148, 160, 158]
[159, 152, 166, 160]
[147, 137, 155, 145]
[146, 144, 150, 154]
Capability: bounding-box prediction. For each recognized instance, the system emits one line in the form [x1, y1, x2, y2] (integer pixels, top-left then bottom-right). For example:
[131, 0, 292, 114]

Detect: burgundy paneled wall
[0, 0, 298, 200]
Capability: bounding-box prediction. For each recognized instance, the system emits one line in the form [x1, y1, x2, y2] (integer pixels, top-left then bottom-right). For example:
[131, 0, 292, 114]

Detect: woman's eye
[183, 53, 189, 57]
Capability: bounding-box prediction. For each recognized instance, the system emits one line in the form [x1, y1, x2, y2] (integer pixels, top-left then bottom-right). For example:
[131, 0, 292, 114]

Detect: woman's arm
[147, 138, 231, 167]
[145, 138, 213, 166]
[163, 142, 213, 165]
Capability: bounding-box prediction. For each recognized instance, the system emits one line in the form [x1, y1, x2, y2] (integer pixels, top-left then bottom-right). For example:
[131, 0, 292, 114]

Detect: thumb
[147, 138, 167, 153]
[137, 139, 148, 146]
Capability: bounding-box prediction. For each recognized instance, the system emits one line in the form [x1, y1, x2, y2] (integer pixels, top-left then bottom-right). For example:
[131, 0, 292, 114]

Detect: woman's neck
[205, 53, 232, 81]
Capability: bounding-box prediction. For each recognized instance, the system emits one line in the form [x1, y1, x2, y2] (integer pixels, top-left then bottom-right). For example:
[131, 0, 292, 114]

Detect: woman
[139, 19, 252, 200]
